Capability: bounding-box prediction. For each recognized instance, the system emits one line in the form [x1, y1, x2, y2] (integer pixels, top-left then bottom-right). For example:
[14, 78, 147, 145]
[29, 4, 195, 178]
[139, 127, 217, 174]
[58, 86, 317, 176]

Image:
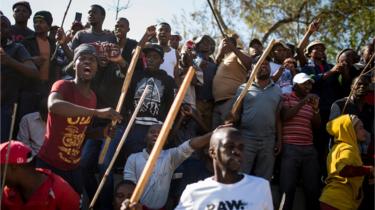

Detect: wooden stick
[8, 103, 18, 139]
[50, 0, 73, 61]
[129, 67, 196, 204]
[342, 53, 375, 114]
[98, 46, 142, 164]
[206, 0, 227, 38]
[278, 193, 286, 210]
[89, 85, 150, 209]
[1, 103, 18, 201]
[230, 39, 276, 115]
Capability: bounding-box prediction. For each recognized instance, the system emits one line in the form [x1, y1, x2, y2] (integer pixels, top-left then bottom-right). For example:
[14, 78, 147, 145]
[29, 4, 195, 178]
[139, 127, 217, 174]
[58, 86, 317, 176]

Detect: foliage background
[171, 0, 374, 62]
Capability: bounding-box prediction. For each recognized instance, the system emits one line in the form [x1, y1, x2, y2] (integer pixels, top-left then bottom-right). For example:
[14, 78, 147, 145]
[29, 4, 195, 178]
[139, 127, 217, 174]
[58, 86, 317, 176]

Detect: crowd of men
[1, 1, 374, 210]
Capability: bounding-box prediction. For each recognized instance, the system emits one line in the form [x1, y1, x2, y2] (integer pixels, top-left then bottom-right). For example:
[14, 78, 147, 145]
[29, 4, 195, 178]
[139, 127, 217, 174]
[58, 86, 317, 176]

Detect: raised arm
[48, 91, 122, 121]
[296, 19, 320, 67]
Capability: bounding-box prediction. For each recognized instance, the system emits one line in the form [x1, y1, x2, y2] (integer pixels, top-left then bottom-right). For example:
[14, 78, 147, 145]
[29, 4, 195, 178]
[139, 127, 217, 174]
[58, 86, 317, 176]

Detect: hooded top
[320, 114, 364, 210]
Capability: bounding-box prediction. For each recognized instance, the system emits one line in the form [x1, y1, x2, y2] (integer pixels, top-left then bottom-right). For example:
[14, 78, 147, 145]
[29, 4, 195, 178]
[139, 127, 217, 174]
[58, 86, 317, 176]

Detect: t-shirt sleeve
[123, 154, 138, 184]
[70, 32, 81, 50]
[50, 80, 70, 98]
[174, 184, 193, 210]
[168, 141, 194, 170]
[329, 102, 341, 120]
[229, 84, 245, 108]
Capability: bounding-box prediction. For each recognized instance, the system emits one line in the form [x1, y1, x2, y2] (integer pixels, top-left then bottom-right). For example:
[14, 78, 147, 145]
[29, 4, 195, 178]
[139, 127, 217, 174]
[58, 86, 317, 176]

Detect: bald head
[210, 127, 242, 149]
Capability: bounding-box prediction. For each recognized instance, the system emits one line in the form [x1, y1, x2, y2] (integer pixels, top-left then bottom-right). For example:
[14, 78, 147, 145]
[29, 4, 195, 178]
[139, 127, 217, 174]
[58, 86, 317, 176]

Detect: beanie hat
[33, 10, 53, 26]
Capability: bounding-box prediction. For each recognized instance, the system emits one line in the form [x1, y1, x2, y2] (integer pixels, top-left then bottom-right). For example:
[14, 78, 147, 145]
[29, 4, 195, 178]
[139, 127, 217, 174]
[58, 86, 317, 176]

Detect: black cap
[33, 11, 53, 26]
[143, 43, 164, 59]
[12, 1, 32, 15]
[249, 38, 262, 48]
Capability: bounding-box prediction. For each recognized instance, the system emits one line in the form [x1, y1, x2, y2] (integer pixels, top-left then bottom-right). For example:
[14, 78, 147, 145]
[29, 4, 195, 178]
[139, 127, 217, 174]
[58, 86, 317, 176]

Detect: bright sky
[2, 0, 202, 40]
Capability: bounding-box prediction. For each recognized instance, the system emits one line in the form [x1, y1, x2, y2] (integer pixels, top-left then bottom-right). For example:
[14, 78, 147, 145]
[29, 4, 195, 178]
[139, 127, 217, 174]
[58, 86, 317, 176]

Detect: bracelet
[314, 109, 320, 114]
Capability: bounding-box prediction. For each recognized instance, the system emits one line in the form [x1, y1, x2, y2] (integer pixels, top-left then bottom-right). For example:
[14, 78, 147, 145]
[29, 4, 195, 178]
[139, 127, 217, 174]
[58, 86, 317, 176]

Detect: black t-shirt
[124, 69, 177, 124]
[1, 41, 32, 105]
[11, 25, 34, 42]
[121, 38, 144, 71]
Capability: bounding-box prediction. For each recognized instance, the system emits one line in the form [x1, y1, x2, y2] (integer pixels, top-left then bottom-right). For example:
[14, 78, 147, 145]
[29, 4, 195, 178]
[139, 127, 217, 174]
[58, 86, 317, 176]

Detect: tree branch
[262, 0, 307, 42]
[212, 0, 229, 33]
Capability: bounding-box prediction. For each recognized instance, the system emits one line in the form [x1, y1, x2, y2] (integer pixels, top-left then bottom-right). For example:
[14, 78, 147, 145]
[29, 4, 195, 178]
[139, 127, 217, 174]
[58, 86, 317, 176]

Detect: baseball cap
[171, 31, 182, 41]
[12, 1, 32, 14]
[0, 141, 33, 164]
[143, 43, 164, 59]
[293, 73, 314, 86]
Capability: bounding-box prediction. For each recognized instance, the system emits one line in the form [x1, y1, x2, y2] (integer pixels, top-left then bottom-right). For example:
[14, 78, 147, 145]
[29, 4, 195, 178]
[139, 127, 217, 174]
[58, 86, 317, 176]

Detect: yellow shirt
[320, 115, 364, 210]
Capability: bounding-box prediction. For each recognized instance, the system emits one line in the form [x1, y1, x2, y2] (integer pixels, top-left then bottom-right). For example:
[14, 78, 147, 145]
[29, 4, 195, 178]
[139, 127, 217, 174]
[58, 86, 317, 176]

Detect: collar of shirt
[142, 148, 150, 160]
[252, 80, 275, 90]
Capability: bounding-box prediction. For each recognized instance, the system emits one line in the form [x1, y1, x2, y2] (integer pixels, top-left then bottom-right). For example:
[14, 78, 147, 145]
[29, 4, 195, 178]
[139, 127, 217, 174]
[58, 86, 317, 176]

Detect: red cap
[0, 141, 33, 164]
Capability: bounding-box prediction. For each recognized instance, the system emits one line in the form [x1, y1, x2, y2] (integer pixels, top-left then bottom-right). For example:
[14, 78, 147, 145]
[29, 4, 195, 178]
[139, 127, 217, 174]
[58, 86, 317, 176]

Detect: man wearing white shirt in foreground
[175, 127, 273, 210]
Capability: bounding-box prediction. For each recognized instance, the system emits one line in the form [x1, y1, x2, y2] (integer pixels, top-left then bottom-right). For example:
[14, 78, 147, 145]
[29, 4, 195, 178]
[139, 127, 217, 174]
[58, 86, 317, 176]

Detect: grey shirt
[235, 80, 282, 140]
[16, 112, 46, 156]
[124, 141, 194, 209]
[71, 28, 117, 50]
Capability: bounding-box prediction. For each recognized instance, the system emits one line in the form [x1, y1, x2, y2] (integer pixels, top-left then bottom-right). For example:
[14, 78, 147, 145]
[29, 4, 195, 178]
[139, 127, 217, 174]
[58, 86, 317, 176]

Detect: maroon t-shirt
[38, 80, 96, 170]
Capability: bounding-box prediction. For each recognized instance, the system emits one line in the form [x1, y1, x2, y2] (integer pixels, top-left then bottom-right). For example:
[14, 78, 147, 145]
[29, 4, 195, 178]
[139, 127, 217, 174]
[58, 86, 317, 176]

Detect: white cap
[293, 73, 314, 86]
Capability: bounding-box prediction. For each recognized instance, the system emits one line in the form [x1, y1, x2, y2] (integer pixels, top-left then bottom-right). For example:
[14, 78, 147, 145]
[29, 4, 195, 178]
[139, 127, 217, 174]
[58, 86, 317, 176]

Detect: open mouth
[83, 66, 92, 75]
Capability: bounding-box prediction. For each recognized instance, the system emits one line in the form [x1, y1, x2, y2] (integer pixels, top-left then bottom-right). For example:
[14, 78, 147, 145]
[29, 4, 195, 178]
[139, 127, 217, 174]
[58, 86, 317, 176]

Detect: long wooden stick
[1, 103, 18, 201]
[129, 67, 196, 204]
[342, 53, 375, 114]
[278, 193, 286, 210]
[230, 39, 276, 115]
[89, 85, 150, 209]
[8, 103, 18, 140]
[206, 0, 227, 38]
[98, 46, 142, 164]
[50, 0, 73, 61]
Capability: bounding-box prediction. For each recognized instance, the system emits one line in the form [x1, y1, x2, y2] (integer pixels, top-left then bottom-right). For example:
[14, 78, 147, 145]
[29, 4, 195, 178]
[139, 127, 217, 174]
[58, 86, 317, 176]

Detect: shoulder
[51, 80, 73, 92]
[127, 38, 138, 45]
[52, 79, 72, 87]
[159, 71, 176, 84]
[127, 152, 143, 163]
[40, 169, 80, 199]
[184, 177, 215, 192]
[21, 112, 40, 121]
[76, 29, 90, 35]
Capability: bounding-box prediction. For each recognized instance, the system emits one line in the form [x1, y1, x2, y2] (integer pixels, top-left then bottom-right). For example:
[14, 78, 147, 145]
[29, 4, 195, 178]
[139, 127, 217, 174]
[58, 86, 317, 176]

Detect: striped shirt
[282, 92, 314, 145]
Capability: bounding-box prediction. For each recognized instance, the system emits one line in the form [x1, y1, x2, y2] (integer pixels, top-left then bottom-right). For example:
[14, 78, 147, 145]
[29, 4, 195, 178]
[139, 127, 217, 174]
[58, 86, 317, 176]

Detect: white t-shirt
[270, 62, 292, 94]
[160, 48, 177, 78]
[175, 174, 273, 210]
